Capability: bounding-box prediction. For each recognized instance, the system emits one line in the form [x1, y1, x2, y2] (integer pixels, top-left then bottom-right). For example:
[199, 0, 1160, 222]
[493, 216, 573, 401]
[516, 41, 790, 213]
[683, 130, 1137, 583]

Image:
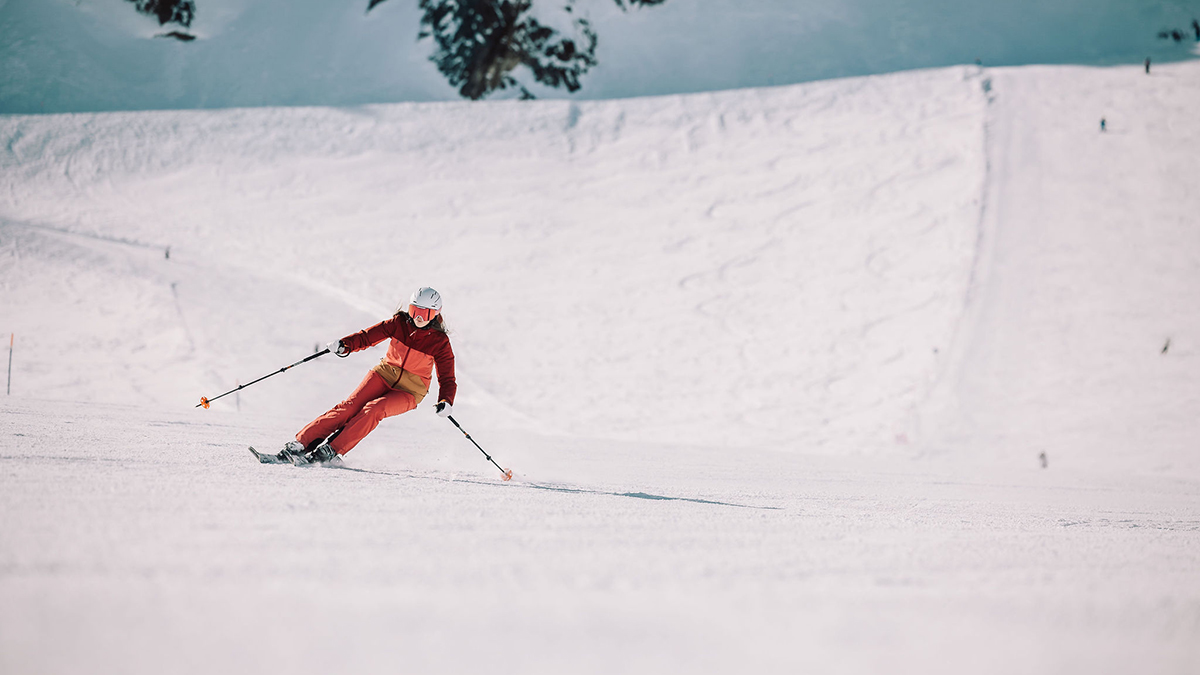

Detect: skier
[275, 286, 457, 465]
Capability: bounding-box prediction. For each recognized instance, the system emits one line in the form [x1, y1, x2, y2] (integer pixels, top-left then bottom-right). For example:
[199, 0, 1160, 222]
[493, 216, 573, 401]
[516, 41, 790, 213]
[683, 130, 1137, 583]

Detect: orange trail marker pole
[197, 348, 330, 409]
[447, 415, 512, 481]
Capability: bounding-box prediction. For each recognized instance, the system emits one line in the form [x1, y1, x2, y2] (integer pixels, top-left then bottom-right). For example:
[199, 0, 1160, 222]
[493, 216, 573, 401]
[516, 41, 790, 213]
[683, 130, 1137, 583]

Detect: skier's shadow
[335, 465, 781, 510]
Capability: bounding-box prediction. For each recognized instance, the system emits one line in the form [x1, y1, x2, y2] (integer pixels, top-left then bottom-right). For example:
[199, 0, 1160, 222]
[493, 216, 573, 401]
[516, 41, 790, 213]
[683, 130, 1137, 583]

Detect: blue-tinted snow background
[2, 0, 1199, 112]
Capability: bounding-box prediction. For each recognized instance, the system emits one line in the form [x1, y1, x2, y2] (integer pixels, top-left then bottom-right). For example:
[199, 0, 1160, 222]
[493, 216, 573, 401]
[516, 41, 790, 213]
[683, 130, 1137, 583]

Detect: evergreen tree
[126, 0, 195, 27]
[416, 0, 597, 100]
[369, 0, 667, 100]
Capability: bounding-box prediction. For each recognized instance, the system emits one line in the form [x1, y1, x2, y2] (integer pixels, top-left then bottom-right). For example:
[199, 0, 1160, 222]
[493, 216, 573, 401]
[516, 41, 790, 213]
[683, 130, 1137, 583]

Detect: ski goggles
[409, 304, 439, 323]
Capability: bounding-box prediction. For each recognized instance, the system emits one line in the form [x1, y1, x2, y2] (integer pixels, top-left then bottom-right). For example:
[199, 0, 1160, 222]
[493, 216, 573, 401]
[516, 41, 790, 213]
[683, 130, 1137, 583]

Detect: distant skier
[272, 286, 457, 465]
[1145, 57, 1151, 74]
[1100, 117, 1106, 132]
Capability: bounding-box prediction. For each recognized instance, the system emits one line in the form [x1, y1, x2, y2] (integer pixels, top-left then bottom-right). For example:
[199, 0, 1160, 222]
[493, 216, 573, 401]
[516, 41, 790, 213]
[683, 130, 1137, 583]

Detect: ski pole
[447, 415, 512, 481]
[197, 348, 330, 409]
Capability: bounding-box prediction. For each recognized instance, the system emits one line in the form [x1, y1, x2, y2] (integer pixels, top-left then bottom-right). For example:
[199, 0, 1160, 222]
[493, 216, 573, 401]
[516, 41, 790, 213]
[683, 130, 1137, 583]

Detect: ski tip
[250, 447, 294, 465]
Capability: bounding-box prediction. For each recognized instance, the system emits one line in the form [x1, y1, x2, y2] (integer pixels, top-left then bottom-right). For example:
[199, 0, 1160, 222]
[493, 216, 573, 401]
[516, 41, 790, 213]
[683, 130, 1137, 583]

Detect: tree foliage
[369, 0, 666, 100]
[415, 0, 597, 100]
[126, 0, 195, 27]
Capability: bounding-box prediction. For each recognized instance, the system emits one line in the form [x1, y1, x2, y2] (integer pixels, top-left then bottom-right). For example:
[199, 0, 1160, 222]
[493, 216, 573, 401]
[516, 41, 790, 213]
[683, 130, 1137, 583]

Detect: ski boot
[297, 443, 342, 467]
[277, 440, 307, 463]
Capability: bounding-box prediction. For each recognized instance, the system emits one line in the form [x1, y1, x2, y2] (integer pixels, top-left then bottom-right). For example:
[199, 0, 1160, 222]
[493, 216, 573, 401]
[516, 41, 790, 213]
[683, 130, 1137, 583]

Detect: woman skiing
[276, 286, 456, 465]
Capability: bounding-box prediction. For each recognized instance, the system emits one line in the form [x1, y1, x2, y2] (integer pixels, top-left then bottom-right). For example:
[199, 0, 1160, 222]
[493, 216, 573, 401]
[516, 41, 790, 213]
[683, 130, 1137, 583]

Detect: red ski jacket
[340, 314, 456, 405]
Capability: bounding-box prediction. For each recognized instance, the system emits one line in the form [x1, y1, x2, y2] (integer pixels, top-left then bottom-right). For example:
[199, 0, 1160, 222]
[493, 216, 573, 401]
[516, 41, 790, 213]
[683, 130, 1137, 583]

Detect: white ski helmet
[408, 286, 443, 311]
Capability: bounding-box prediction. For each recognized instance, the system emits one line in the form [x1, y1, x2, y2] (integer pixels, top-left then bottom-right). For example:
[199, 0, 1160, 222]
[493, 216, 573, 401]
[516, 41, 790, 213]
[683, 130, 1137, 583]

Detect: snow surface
[3, 399, 1199, 674]
[2, 61, 1200, 673]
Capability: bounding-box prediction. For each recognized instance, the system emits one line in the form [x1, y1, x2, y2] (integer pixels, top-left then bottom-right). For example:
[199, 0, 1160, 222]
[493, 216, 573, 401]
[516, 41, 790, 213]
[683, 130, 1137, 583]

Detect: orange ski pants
[297, 371, 416, 455]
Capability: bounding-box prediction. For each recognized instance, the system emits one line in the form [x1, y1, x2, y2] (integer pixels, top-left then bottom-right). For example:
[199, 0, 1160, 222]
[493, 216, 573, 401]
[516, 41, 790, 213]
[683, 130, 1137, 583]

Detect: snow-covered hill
[3, 61, 1198, 471]
[921, 64, 1200, 471]
[1, 60, 1199, 673]
[1, 66, 990, 455]
[2, 0, 1199, 113]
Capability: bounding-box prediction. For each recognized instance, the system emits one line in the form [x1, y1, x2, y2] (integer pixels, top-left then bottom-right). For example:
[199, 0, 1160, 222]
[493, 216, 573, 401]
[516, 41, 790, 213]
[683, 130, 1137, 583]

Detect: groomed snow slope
[1, 66, 990, 454]
[1, 63, 1199, 673]
[921, 64, 1200, 472]
[2, 398, 1198, 674]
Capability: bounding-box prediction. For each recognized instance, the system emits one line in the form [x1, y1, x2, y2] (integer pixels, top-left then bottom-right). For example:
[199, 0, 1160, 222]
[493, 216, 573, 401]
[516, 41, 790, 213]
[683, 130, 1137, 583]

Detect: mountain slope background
[1, 0, 1199, 112]
[2, 62, 1198, 471]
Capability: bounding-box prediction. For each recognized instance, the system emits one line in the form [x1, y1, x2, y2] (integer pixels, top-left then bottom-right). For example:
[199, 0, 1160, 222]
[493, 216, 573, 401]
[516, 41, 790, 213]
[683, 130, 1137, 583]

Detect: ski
[250, 445, 343, 467]
[249, 446, 290, 464]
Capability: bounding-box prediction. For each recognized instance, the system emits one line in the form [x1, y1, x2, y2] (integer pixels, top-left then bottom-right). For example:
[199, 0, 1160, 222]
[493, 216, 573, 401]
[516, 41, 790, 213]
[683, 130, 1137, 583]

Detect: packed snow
[2, 60, 1199, 673]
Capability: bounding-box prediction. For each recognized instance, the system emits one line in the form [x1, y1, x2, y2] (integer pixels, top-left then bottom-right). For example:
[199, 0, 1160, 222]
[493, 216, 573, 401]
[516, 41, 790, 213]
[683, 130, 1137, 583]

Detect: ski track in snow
[333, 464, 782, 511]
[2, 62, 1200, 673]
